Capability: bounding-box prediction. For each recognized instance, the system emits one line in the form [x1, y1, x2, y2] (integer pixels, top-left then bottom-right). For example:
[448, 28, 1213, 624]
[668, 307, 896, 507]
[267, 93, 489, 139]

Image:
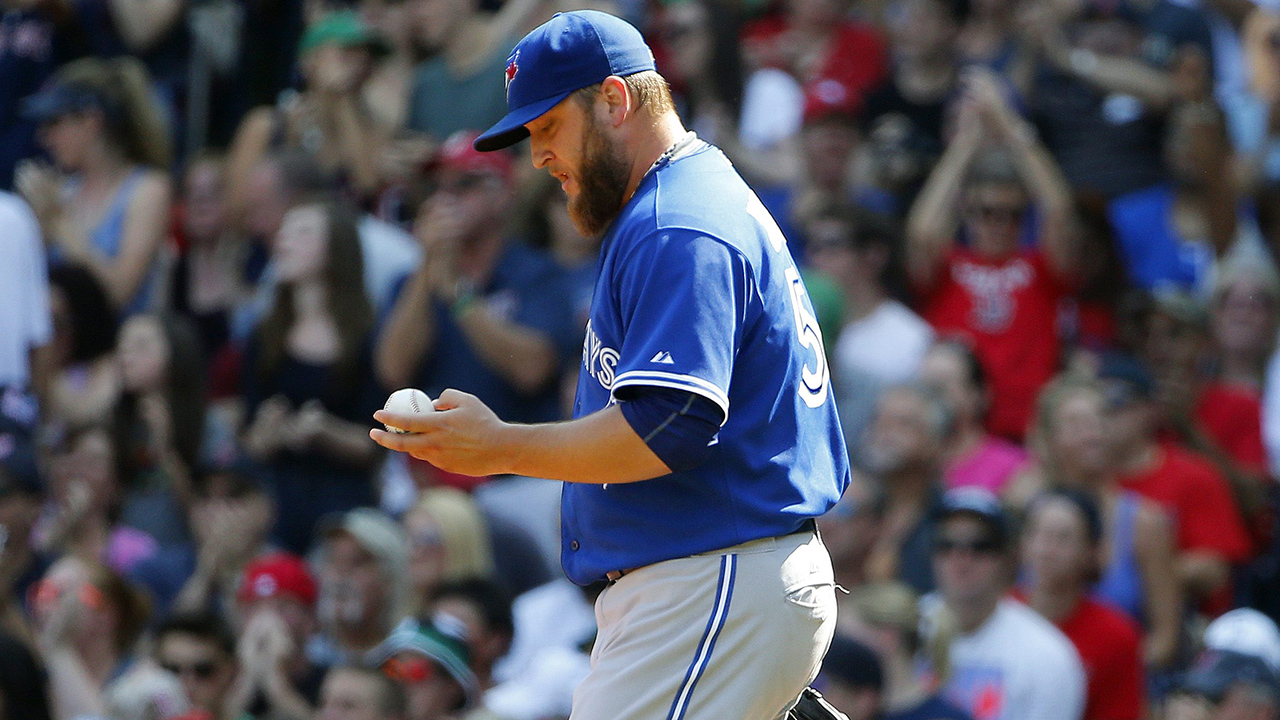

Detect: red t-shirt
[919, 248, 1070, 440]
[1195, 382, 1267, 475]
[1058, 597, 1146, 720]
[1008, 591, 1144, 720]
[741, 17, 888, 118]
[1118, 444, 1251, 562]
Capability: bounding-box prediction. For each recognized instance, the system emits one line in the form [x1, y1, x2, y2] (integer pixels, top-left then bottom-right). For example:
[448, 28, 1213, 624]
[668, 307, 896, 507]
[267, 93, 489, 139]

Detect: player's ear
[599, 75, 631, 127]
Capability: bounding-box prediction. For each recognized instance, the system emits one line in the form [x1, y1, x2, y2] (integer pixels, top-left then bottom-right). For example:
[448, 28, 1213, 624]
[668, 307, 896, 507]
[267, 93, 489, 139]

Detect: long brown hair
[113, 312, 207, 486]
[255, 200, 373, 392]
[53, 57, 172, 169]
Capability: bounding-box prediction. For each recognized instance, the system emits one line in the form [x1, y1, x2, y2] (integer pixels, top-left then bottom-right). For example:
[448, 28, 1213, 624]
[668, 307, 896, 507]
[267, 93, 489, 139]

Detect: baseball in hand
[382, 388, 434, 434]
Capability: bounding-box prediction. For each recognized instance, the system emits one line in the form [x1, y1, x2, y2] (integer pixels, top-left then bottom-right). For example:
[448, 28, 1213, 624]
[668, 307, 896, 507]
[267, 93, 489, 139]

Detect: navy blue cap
[937, 487, 1011, 543]
[473, 10, 656, 152]
[1097, 352, 1155, 402]
[21, 82, 108, 123]
[1181, 649, 1280, 702]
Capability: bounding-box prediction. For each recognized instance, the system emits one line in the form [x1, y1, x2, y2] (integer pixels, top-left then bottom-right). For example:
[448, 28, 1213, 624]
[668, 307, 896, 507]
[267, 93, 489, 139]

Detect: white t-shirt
[834, 300, 934, 387]
[0, 192, 51, 388]
[938, 599, 1086, 720]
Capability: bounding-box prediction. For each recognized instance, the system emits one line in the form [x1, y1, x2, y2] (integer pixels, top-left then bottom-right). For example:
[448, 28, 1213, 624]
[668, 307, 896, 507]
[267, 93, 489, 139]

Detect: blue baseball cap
[473, 10, 656, 152]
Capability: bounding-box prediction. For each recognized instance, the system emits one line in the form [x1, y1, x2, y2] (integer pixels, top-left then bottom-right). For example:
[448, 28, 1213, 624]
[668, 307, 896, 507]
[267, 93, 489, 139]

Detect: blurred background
[4, 0, 1280, 717]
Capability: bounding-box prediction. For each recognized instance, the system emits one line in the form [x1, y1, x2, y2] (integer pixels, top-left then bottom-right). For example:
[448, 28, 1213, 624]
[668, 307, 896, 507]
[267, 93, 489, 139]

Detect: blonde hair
[573, 70, 676, 116]
[55, 57, 172, 169]
[408, 487, 494, 581]
[1028, 373, 1106, 487]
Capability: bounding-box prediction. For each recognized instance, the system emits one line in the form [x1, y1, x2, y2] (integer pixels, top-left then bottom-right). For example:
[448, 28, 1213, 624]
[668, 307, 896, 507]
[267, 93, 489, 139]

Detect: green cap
[298, 11, 391, 59]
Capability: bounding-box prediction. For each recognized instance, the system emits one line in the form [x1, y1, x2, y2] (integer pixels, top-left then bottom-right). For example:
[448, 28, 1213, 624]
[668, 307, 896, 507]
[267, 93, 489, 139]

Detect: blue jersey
[562, 137, 850, 585]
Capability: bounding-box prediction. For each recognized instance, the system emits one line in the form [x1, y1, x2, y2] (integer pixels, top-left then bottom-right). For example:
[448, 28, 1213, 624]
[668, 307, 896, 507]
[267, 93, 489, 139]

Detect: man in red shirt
[1099, 355, 1252, 611]
[1019, 489, 1144, 720]
[906, 69, 1079, 441]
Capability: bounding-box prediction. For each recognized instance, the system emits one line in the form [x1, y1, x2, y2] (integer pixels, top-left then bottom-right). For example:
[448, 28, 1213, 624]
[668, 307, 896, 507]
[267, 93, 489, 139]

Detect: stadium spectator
[241, 200, 384, 553]
[736, 0, 888, 187]
[44, 265, 121, 430]
[17, 57, 172, 316]
[310, 508, 409, 666]
[906, 67, 1080, 441]
[169, 156, 248, 368]
[153, 610, 239, 720]
[1018, 490, 1146, 720]
[227, 552, 324, 720]
[226, 12, 387, 208]
[861, 384, 950, 594]
[844, 582, 974, 720]
[428, 578, 513, 692]
[403, 488, 494, 617]
[316, 666, 407, 720]
[860, 0, 966, 211]
[1017, 374, 1182, 669]
[136, 465, 275, 617]
[808, 203, 933, 457]
[812, 634, 884, 720]
[1212, 256, 1280, 395]
[368, 619, 480, 720]
[1099, 355, 1252, 607]
[1162, 649, 1280, 720]
[0, 191, 51, 410]
[31, 557, 151, 720]
[35, 423, 157, 574]
[0, 457, 45, 646]
[926, 487, 1086, 720]
[1142, 291, 1268, 519]
[375, 131, 579, 431]
[920, 340, 1026, 495]
[0, 0, 61, 191]
[111, 312, 206, 547]
[819, 475, 885, 593]
[402, 0, 539, 141]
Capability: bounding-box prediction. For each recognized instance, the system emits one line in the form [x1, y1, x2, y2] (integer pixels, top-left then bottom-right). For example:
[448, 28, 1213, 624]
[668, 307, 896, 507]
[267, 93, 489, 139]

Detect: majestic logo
[650, 351, 675, 365]
[504, 50, 519, 98]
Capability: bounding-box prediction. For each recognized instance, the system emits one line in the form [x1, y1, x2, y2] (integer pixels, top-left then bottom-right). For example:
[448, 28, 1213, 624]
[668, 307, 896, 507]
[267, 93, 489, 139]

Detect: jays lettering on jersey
[563, 136, 851, 585]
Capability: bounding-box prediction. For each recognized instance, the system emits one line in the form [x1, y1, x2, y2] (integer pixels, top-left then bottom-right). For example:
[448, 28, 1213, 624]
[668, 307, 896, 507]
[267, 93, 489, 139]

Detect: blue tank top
[88, 168, 160, 316]
[1093, 492, 1145, 622]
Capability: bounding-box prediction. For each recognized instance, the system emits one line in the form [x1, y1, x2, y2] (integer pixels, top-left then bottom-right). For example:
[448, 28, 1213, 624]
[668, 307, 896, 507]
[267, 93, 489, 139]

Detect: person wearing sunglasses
[905, 67, 1080, 444]
[153, 610, 239, 720]
[367, 619, 480, 720]
[926, 487, 1085, 720]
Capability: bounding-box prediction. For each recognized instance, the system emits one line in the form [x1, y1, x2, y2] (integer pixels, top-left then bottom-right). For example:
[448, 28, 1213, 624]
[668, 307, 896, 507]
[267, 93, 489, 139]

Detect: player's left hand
[370, 389, 515, 477]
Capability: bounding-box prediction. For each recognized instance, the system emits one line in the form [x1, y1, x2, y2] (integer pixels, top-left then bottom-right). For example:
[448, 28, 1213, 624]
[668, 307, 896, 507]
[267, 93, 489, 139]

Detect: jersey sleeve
[609, 230, 753, 422]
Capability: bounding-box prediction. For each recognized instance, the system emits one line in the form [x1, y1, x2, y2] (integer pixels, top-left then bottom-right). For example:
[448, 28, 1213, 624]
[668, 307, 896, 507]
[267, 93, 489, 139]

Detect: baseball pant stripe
[666, 553, 737, 720]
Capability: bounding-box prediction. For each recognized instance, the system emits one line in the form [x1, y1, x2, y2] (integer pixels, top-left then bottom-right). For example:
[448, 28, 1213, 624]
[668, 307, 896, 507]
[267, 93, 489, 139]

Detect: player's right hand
[370, 389, 517, 477]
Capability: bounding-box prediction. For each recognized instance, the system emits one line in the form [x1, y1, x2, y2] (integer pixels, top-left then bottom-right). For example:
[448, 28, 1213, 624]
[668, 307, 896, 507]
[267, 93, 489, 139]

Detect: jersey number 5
[747, 196, 830, 409]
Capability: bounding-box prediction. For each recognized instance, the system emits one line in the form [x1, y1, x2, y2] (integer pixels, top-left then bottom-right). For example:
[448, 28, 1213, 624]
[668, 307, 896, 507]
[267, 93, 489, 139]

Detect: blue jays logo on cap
[504, 50, 519, 98]
[473, 10, 656, 152]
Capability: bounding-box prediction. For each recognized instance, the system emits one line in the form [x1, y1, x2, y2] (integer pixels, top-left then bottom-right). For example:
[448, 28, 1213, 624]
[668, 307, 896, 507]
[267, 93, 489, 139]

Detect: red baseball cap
[428, 130, 514, 180]
[237, 552, 318, 607]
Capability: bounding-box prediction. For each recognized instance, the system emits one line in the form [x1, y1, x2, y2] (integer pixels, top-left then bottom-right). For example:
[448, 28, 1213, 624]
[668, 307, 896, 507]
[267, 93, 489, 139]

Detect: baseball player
[371, 10, 850, 720]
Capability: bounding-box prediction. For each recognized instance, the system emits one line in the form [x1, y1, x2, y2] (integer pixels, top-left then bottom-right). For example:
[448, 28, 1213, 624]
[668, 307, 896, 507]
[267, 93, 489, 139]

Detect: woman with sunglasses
[905, 67, 1079, 443]
[30, 556, 151, 720]
[1015, 374, 1182, 670]
[1017, 489, 1146, 720]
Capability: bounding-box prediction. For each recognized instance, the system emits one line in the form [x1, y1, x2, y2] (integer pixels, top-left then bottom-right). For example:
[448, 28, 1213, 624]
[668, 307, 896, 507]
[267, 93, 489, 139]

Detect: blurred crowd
[4, 0, 1280, 716]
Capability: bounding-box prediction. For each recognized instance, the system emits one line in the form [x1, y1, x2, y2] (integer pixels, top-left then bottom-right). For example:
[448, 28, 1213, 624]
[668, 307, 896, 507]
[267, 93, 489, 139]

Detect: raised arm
[972, 69, 1080, 278]
[905, 100, 984, 288]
